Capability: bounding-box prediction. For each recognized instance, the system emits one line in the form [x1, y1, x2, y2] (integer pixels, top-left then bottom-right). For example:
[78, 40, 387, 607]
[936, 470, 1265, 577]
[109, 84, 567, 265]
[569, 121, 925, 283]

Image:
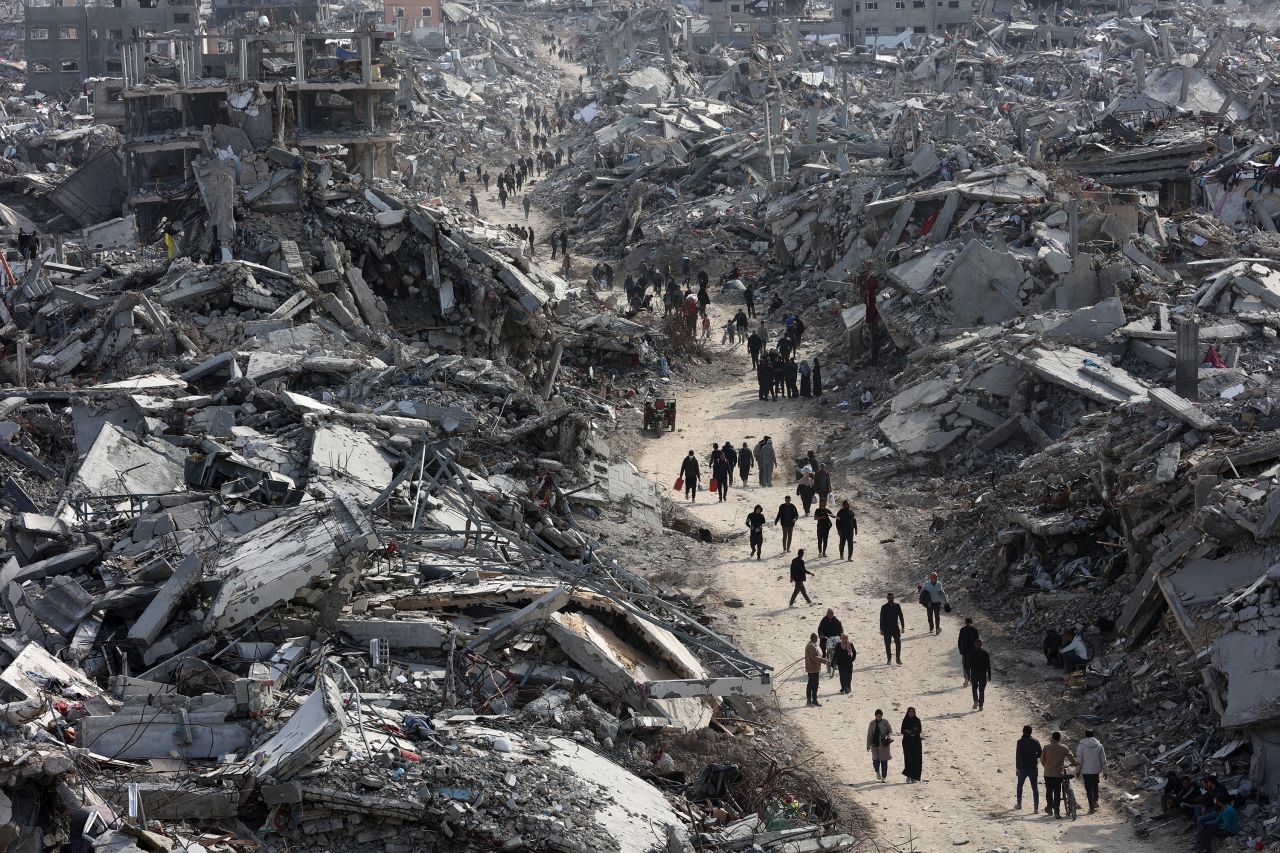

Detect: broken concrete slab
[250, 674, 348, 782]
[1043, 297, 1127, 342]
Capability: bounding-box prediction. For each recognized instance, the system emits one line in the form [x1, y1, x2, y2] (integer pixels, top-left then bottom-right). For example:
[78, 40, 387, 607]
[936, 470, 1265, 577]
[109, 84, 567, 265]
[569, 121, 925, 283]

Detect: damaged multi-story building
[22, 0, 199, 94]
[833, 0, 972, 45]
[117, 28, 400, 228]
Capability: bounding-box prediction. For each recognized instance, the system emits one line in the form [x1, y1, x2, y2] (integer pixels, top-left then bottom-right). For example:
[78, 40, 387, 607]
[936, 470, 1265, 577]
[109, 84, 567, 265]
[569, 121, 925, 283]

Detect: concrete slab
[941, 239, 1025, 326]
[877, 410, 967, 456]
[309, 423, 396, 505]
[1214, 621, 1280, 728]
[71, 422, 185, 499]
[250, 675, 348, 782]
[890, 379, 951, 412]
[1043, 297, 1127, 342]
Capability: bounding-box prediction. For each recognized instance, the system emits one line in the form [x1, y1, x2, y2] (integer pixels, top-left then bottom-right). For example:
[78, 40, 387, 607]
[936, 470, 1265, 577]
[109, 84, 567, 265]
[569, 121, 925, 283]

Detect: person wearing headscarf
[901, 707, 923, 783]
[867, 709, 894, 782]
[832, 633, 856, 694]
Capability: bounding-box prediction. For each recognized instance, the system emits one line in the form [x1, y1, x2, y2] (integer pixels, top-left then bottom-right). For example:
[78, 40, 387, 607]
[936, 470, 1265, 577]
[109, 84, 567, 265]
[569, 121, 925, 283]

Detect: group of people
[678, 437, 777, 503]
[1163, 772, 1241, 852]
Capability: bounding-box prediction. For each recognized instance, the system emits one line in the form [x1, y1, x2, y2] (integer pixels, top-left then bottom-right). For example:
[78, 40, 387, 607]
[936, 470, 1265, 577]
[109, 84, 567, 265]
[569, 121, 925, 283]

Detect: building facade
[383, 0, 443, 44]
[833, 0, 972, 45]
[23, 0, 198, 94]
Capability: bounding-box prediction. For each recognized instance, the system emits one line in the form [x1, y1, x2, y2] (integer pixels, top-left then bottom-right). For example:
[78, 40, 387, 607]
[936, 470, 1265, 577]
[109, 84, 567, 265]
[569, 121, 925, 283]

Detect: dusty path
[633, 304, 1155, 853]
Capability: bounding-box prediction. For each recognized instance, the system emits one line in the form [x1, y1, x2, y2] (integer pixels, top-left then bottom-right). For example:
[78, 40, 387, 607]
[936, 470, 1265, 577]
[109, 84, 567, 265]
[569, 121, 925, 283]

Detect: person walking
[756, 437, 776, 487]
[817, 607, 842, 675]
[755, 356, 772, 401]
[796, 470, 816, 516]
[812, 358, 823, 397]
[1015, 725, 1042, 813]
[737, 441, 754, 485]
[747, 331, 763, 370]
[784, 357, 799, 398]
[958, 618, 980, 685]
[920, 572, 949, 635]
[775, 496, 799, 552]
[836, 500, 857, 560]
[712, 451, 732, 503]
[1041, 731, 1077, 818]
[721, 442, 738, 486]
[798, 359, 812, 397]
[814, 464, 832, 509]
[867, 710, 893, 782]
[880, 592, 905, 665]
[522, 195, 532, 220]
[813, 504, 833, 557]
[968, 638, 991, 711]
[803, 633, 823, 707]
[744, 281, 756, 317]
[788, 549, 813, 607]
[1076, 730, 1108, 814]
[900, 708, 923, 783]
[498, 186, 508, 209]
[745, 505, 766, 559]
[832, 633, 856, 694]
[679, 451, 700, 503]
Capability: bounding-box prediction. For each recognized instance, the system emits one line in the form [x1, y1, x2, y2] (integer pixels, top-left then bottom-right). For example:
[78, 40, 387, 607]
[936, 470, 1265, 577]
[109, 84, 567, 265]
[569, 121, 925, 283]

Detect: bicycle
[1061, 773, 1080, 821]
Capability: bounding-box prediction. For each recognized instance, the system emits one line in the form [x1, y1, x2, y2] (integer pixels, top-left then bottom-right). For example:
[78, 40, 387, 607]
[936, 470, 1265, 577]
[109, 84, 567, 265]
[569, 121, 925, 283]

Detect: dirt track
[632, 302, 1156, 853]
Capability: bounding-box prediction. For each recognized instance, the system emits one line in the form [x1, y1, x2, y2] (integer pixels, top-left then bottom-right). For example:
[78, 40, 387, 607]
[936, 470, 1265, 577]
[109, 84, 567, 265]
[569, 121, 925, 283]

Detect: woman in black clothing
[745, 505, 766, 560]
[831, 634, 856, 694]
[814, 505, 833, 557]
[812, 358, 823, 397]
[901, 707, 923, 782]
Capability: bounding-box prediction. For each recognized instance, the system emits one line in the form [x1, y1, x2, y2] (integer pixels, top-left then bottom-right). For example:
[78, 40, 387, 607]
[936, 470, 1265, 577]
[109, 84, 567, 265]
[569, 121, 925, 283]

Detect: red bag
[709, 477, 718, 493]
[674, 477, 684, 491]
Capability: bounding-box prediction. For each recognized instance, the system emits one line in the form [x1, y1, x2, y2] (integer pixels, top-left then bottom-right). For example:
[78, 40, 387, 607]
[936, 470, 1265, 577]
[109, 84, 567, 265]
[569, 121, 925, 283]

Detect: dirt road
[633, 304, 1155, 853]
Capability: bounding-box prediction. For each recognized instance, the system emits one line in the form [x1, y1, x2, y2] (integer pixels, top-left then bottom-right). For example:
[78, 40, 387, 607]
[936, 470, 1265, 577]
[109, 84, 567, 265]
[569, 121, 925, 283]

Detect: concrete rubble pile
[0, 6, 890, 853]
[523, 0, 1280, 847]
[748, 3, 1280, 848]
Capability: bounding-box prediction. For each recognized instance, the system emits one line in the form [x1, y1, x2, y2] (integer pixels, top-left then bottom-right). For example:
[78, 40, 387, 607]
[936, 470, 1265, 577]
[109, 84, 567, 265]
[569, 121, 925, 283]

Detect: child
[701, 313, 712, 340]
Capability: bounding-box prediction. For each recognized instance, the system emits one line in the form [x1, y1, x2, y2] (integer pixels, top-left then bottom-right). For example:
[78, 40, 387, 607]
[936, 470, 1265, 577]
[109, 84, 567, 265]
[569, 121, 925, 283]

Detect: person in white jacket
[1059, 629, 1089, 673]
[1076, 730, 1107, 814]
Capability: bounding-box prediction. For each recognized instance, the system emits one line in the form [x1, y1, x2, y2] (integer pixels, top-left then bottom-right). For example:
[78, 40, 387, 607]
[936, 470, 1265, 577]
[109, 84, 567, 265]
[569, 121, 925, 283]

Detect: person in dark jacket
[832, 634, 856, 694]
[1015, 726, 1043, 812]
[756, 359, 772, 401]
[679, 451, 700, 502]
[711, 452, 732, 503]
[789, 549, 814, 607]
[747, 331, 763, 370]
[737, 442, 754, 485]
[817, 607, 842, 677]
[720, 442, 738, 486]
[957, 618, 980, 685]
[812, 358, 823, 397]
[784, 358, 799, 398]
[968, 638, 992, 711]
[775, 496, 799, 552]
[836, 500, 857, 560]
[745, 505, 766, 559]
[900, 707, 923, 782]
[880, 592, 905, 665]
[813, 504, 833, 557]
[814, 464, 832, 508]
[796, 473, 816, 516]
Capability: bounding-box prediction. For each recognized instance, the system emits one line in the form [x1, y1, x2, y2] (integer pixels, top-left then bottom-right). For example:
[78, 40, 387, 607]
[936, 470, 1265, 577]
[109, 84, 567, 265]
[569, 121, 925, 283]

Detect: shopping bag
[674, 477, 684, 491]
[709, 477, 719, 493]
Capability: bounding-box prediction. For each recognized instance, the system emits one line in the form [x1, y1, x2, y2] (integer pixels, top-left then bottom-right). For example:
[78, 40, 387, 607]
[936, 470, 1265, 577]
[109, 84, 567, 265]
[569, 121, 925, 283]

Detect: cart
[643, 398, 677, 431]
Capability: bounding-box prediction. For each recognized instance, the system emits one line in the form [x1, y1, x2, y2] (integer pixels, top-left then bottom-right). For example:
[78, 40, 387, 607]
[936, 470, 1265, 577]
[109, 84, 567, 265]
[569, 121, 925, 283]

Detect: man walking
[775, 496, 799, 552]
[756, 436, 776, 487]
[747, 330, 763, 370]
[958, 618, 979, 685]
[920, 572, 949, 635]
[1015, 726, 1042, 813]
[789, 550, 813, 607]
[737, 441, 754, 485]
[712, 451, 732, 503]
[745, 505, 766, 560]
[968, 638, 991, 711]
[720, 442, 738, 486]
[679, 451, 700, 503]
[814, 464, 832, 508]
[879, 592, 905, 665]
[803, 633, 822, 706]
[1076, 730, 1107, 814]
[836, 500, 857, 560]
[1041, 732, 1077, 819]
